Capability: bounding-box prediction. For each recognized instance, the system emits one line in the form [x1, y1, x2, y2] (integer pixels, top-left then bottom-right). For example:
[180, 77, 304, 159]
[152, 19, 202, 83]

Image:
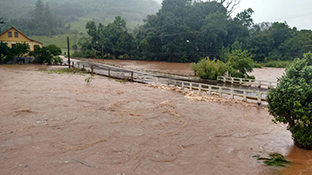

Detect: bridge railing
[217, 76, 277, 89]
[69, 60, 268, 105]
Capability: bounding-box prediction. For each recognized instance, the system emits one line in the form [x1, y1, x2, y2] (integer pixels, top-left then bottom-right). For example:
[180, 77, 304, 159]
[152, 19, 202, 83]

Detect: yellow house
[0, 26, 42, 51]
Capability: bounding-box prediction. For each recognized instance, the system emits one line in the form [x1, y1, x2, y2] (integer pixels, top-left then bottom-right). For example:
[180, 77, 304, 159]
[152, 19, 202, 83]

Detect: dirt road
[0, 65, 293, 175]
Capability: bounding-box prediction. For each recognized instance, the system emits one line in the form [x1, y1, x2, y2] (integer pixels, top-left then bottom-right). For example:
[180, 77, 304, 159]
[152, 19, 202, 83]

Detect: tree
[234, 8, 254, 27]
[10, 43, 30, 59]
[267, 52, 312, 149]
[0, 42, 29, 63]
[46, 44, 62, 56]
[0, 41, 10, 63]
[31, 46, 53, 64]
[278, 30, 312, 60]
[227, 49, 254, 78]
[80, 16, 134, 59]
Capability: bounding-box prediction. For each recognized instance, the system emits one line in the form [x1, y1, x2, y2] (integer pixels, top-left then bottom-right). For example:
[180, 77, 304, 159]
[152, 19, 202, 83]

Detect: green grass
[30, 34, 84, 49]
[261, 60, 292, 68]
[44, 68, 87, 75]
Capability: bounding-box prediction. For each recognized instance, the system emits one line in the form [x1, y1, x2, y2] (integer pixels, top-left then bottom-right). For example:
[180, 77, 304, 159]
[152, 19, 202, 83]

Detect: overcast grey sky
[233, 0, 312, 30]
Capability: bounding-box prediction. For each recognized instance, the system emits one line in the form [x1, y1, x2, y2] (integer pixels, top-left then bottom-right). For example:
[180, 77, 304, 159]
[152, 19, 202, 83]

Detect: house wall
[0, 28, 42, 51]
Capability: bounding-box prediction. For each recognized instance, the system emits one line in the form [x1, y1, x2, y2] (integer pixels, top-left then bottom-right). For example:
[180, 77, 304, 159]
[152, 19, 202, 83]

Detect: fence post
[243, 90, 247, 101]
[91, 65, 93, 74]
[219, 87, 222, 97]
[190, 83, 193, 90]
[72, 62, 74, 68]
[174, 80, 177, 87]
[209, 86, 212, 94]
[131, 71, 133, 82]
[257, 92, 261, 105]
[230, 88, 234, 99]
[181, 81, 184, 89]
[83, 64, 84, 69]
[108, 68, 110, 77]
[240, 78, 243, 85]
[199, 84, 202, 92]
[231, 78, 234, 84]
[77, 62, 80, 69]
[223, 77, 226, 83]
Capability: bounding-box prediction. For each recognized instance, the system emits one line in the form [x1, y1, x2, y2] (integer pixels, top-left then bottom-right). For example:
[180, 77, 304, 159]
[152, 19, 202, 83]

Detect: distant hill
[0, 0, 161, 24]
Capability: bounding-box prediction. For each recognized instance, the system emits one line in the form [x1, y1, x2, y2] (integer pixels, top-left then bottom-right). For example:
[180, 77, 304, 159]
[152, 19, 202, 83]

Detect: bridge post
[230, 88, 234, 99]
[219, 87, 222, 97]
[131, 71, 133, 82]
[243, 91, 247, 101]
[257, 92, 261, 105]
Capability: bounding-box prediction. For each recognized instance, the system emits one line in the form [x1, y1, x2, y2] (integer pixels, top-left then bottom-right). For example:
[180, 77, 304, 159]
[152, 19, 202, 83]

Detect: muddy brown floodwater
[95, 59, 286, 81]
[0, 64, 307, 175]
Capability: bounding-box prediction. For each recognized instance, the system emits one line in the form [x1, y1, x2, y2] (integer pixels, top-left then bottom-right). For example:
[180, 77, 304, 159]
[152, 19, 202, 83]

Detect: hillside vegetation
[0, 0, 160, 35]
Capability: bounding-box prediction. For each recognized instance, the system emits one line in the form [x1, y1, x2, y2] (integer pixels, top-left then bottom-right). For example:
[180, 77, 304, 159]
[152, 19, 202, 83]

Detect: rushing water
[1, 63, 309, 175]
[91, 59, 312, 175]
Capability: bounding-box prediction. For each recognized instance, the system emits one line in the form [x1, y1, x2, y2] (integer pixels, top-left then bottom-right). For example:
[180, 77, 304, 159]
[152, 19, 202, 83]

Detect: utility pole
[67, 36, 70, 68]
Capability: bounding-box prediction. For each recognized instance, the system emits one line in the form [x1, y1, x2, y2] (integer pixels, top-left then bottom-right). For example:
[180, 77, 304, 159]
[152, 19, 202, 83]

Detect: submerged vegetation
[254, 153, 291, 167]
[44, 68, 86, 75]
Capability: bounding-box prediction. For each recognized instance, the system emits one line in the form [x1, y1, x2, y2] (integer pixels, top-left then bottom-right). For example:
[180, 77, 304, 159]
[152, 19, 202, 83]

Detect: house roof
[0, 26, 43, 45]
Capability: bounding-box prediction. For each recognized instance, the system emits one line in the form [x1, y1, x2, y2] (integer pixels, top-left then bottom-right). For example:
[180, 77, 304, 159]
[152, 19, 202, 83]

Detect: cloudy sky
[231, 0, 312, 30]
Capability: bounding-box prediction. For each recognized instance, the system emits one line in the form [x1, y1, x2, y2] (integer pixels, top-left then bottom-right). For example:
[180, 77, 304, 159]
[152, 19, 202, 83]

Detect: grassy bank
[261, 60, 292, 68]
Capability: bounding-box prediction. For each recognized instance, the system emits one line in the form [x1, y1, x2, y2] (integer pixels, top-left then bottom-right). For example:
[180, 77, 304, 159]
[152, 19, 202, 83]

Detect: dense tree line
[76, 0, 312, 63]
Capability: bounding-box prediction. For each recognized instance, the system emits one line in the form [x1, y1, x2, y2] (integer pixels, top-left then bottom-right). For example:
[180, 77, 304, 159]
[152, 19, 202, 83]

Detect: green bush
[46, 44, 62, 56]
[267, 52, 312, 149]
[52, 56, 63, 65]
[191, 57, 228, 80]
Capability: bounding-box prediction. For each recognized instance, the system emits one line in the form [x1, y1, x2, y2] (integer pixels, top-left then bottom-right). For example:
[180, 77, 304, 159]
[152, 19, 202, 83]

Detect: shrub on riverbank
[267, 52, 312, 149]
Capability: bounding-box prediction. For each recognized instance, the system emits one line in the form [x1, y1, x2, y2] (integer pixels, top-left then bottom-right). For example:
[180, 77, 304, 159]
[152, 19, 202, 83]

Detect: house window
[14, 32, 18, 38]
[11, 44, 16, 48]
[8, 31, 12, 37]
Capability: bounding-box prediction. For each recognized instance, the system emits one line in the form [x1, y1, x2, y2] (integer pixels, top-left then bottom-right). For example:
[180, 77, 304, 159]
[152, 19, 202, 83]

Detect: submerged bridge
[63, 58, 276, 105]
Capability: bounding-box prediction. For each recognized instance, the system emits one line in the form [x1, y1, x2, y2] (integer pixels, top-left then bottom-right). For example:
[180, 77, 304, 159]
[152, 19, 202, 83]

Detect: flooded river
[0, 64, 308, 175]
[96, 59, 285, 82]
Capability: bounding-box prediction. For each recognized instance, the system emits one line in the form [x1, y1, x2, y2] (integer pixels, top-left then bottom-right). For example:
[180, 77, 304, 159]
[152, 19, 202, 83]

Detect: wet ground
[0, 65, 296, 175]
